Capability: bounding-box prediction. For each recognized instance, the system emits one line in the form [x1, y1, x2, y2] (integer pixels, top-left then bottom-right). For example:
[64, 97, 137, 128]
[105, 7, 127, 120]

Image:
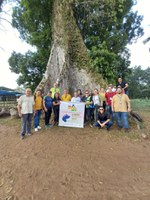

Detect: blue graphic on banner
[62, 114, 70, 122]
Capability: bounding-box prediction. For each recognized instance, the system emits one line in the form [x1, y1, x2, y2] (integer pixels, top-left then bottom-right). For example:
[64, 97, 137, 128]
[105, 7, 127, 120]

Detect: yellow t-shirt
[34, 96, 43, 110]
[61, 94, 71, 102]
[99, 92, 106, 101]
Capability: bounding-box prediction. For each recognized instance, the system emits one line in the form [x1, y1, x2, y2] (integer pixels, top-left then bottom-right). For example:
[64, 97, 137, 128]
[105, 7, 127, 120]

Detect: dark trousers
[53, 106, 59, 122]
[85, 108, 92, 124]
[21, 113, 33, 136]
[94, 104, 100, 122]
[44, 108, 52, 125]
[95, 121, 113, 129]
[103, 101, 106, 110]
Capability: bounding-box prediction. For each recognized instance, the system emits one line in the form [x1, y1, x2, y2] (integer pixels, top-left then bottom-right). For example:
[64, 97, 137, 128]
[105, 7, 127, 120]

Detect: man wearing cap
[112, 86, 131, 132]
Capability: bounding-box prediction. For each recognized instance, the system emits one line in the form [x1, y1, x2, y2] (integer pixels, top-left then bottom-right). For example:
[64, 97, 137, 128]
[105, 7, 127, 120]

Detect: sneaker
[21, 135, 25, 140]
[54, 122, 58, 126]
[37, 126, 41, 130]
[45, 125, 49, 129]
[89, 124, 93, 128]
[35, 128, 38, 132]
[48, 124, 53, 127]
[27, 133, 31, 136]
[107, 128, 110, 132]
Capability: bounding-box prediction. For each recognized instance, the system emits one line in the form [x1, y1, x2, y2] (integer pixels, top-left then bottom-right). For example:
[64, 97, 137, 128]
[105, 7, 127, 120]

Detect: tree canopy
[127, 66, 150, 98]
[8, 0, 144, 90]
[73, 0, 143, 82]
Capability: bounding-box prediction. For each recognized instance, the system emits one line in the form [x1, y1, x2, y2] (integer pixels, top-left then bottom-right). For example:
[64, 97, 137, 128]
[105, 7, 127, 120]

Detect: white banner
[59, 101, 85, 128]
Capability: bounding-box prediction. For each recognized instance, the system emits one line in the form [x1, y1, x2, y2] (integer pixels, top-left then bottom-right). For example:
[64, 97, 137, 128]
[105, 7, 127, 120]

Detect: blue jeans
[95, 121, 113, 129]
[115, 112, 129, 129]
[21, 113, 33, 136]
[125, 90, 129, 96]
[34, 110, 42, 128]
[106, 105, 115, 122]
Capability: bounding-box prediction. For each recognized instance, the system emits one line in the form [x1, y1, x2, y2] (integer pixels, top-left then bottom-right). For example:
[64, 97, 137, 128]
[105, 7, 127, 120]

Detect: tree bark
[37, 0, 105, 95]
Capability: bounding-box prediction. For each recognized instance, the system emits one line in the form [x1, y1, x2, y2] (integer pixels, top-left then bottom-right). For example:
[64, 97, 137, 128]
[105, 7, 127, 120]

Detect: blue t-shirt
[44, 96, 53, 109]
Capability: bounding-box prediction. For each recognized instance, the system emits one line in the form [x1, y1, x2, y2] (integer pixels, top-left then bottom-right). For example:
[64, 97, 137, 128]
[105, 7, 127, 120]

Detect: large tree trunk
[37, 0, 106, 95]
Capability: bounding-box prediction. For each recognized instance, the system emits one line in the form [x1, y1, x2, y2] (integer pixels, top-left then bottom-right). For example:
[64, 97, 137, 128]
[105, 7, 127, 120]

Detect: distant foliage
[127, 66, 150, 98]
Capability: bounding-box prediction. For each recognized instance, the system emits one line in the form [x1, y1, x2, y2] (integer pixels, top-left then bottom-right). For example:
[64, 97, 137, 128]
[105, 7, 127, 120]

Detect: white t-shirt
[71, 97, 81, 103]
[18, 95, 35, 114]
[112, 88, 116, 92]
[93, 95, 100, 105]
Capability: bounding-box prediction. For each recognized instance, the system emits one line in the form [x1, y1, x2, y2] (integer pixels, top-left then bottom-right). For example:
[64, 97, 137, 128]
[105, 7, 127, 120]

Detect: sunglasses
[100, 108, 104, 110]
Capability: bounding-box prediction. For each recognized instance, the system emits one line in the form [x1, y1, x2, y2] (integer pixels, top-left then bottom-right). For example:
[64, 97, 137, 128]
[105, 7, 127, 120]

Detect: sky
[0, 0, 150, 89]
[128, 0, 150, 69]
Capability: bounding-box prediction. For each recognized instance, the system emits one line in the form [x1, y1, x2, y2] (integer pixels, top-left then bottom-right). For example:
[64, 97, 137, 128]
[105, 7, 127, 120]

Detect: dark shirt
[53, 97, 61, 109]
[116, 81, 128, 92]
[97, 112, 110, 122]
[81, 95, 93, 108]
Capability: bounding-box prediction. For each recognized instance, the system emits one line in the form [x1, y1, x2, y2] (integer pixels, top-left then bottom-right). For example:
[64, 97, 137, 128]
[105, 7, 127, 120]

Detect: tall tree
[9, 0, 143, 90]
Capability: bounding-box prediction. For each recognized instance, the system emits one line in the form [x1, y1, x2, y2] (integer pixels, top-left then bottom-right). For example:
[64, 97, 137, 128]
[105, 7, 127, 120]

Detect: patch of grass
[131, 99, 150, 112]
[110, 129, 142, 140]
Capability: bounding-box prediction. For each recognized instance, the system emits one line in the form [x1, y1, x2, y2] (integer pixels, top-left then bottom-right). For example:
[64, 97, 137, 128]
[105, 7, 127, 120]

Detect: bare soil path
[0, 113, 150, 200]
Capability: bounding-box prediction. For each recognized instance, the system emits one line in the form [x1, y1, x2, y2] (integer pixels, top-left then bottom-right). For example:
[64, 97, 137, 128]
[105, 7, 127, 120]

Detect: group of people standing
[17, 77, 130, 139]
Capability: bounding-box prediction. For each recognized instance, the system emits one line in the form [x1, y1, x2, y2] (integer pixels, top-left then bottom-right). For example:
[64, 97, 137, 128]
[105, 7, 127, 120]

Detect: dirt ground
[0, 112, 150, 200]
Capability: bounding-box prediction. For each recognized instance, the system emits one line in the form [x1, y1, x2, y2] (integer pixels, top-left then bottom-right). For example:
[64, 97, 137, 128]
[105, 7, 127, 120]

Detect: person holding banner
[53, 92, 61, 125]
[71, 91, 81, 103]
[61, 89, 71, 102]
